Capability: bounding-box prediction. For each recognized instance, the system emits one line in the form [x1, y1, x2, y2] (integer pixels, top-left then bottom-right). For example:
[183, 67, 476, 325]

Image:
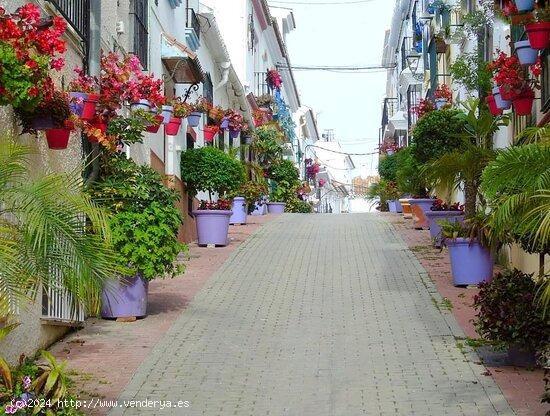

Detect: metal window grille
[186, 7, 200, 41]
[131, 0, 149, 69]
[46, 0, 90, 41]
[254, 72, 271, 97]
[542, 51, 550, 113]
[407, 84, 422, 131]
[203, 73, 214, 104]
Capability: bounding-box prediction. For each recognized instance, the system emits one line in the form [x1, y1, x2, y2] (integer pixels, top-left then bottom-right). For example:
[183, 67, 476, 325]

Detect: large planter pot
[493, 87, 512, 110]
[193, 209, 232, 247]
[399, 198, 412, 219]
[425, 211, 464, 248]
[526, 22, 550, 50]
[161, 105, 173, 124]
[165, 117, 182, 135]
[229, 197, 247, 225]
[408, 198, 433, 230]
[45, 128, 71, 150]
[81, 93, 99, 121]
[513, 90, 535, 116]
[395, 199, 403, 213]
[515, 0, 535, 12]
[387, 200, 398, 213]
[187, 111, 202, 128]
[446, 238, 493, 286]
[69, 92, 88, 116]
[101, 274, 148, 319]
[229, 129, 240, 139]
[507, 344, 537, 367]
[515, 40, 539, 65]
[267, 202, 286, 214]
[130, 99, 152, 112]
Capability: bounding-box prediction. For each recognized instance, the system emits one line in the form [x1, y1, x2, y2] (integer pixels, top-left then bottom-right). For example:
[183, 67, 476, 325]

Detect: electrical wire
[269, 0, 376, 4]
[306, 144, 378, 156]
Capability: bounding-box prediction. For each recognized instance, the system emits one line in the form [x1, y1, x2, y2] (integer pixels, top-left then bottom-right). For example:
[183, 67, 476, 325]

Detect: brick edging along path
[382, 212, 548, 416]
[48, 214, 275, 416]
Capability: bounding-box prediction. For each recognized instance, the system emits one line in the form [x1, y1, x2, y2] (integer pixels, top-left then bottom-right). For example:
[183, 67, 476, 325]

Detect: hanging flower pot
[498, 85, 517, 101]
[514, 0, 535, 12]
[514, 40, 539, 65]
[525, 22, 550, 50]
[187, 111, 202, 128]
[492, 86, 512, 110]
[229, 129, 240, 139]
[486, 95, 503, 116]
[165, 117, 182, 135]
[146, 115, 164, 133]
[45, 128, 71, 150]
[203, 125, 219, 143]
[512, 89, 535, 116]
[220, 117, 230, 130]
[69, 92, 88, 116]
[81, 93, 99, 121]
[161, 105, 173, 124]
[130, 99, 152, 112]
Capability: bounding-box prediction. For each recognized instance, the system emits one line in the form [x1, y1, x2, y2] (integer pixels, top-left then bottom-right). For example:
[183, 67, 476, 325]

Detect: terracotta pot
[526, 22, 550, 50]
[399, 198, 412, 219]
[165, 117, 182, 135]
[45, 128, 71, 150]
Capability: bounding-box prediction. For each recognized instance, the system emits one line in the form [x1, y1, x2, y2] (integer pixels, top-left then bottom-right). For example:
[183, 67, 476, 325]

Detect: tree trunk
[464, 180, 477, 217]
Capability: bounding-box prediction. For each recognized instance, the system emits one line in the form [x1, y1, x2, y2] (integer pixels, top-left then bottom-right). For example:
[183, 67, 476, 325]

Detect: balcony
[185, 8, 201, 52]
[381, 97, 398, 132]
[46, 0, 89, 42]
[254, 71, 272, 97]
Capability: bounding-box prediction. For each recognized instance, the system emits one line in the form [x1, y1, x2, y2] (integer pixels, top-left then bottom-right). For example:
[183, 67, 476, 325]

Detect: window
[203, 73, 213, 104]
[47, 0, 90, 42]
[541, 51, 550, 112]
[131, 0, 148, 69]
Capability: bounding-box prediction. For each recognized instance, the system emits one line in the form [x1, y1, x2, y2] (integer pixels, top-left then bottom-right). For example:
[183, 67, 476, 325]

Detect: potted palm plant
[180, 146, 245, 246]
[424, 199, 464, 247]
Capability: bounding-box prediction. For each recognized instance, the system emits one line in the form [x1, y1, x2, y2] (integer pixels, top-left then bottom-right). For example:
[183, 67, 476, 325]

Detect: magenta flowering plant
[305, 158, 320, 180]
[318, 178, 326, 187]
[266, 69, 283, 90]
[430, 198, 464, 211]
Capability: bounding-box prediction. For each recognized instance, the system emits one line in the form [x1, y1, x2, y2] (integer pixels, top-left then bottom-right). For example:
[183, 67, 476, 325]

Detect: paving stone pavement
[110, 214, 515, 416]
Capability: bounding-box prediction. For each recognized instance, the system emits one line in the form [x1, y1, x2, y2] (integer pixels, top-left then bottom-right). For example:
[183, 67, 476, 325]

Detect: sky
[268, 0, 395, 178]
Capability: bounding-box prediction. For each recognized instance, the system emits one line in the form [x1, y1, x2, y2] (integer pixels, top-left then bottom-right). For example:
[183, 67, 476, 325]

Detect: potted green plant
[180, 146, 245, 246]
[473, 269, 549, 367]
[89, 154, 185, 318]
[229, 180, 268, 224]
[256, 94, 274, 109]
[268, 181, 294, 214]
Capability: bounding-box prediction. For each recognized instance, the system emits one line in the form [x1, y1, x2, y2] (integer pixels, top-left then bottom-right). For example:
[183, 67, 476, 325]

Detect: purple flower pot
[515, 0, 535, 12]
[425, 210, 464, 247]
[388, 200, 398, 213]
[130, 99, 152, 112]
[267, 202, 286, 214]
[229, 197, 247, 225]
[187, 112, 202, 128]
[435, 98, 448, 109]
[446, 238, 493, 286]
[408, 198, 434, 213]
[220, 118, 229, 130]
[229, 129, 240, 139]
[492, 86, 511, 110]
[515, 40, 538, 65]
[161, 105, 173, 124]
[193, 209, 232, 247]
[507, 345, 537, 367]
[31, 115, 55, 131]
[101, 274, 148, 318]
[69, 92, 88, 116]
[395, 199, 403, 213]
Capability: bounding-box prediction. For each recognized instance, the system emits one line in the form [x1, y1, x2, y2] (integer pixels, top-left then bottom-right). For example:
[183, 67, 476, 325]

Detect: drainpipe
[214, 62, 231, 91]
[85, 0, 102, 185]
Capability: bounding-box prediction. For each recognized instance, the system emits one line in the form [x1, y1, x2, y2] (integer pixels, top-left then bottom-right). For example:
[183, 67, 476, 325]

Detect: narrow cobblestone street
[111, 214, 513, 416]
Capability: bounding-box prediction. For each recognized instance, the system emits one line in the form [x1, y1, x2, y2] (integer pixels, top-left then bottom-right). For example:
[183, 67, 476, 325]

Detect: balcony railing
[186, 8, 200, 41]
[381, 97, 398, 130]
[254, 72, 271, 97]
[132, 0, 148, 69]
[46, 0, 90, 41]
[407, 84, 422, 131]
[400, 37, 413, 71]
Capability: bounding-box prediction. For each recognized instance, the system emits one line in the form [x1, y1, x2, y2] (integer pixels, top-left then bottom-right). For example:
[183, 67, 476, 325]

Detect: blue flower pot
[492, 87, 511, 110]
[187, 112, 202, 128]
[515, 0, 535, 12]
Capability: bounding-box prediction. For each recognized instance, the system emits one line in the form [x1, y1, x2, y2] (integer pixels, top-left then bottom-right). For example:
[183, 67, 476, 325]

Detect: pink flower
[4, 404, 16, 414]
[50, 57, 65, 71]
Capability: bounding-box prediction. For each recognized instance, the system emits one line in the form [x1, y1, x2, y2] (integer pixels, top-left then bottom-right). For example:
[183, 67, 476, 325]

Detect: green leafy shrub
[367, 179, 400, 211]
[229, 180, 269, 213]
[111, 203, 185, 280]
[449, 53, 492, 94]
[473, 269, 549, 353]
[270, 181, 295, 203]
[394, 147, 429, 197]
[180, 146, 245, 199]
[286, 199, 313, 213]
[411, 109, 466, 163]
[378, 153, 398, 182]
[252, 124, 285, 167]
[268, 159, 299, 185]
[107, 113, 150, 145]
